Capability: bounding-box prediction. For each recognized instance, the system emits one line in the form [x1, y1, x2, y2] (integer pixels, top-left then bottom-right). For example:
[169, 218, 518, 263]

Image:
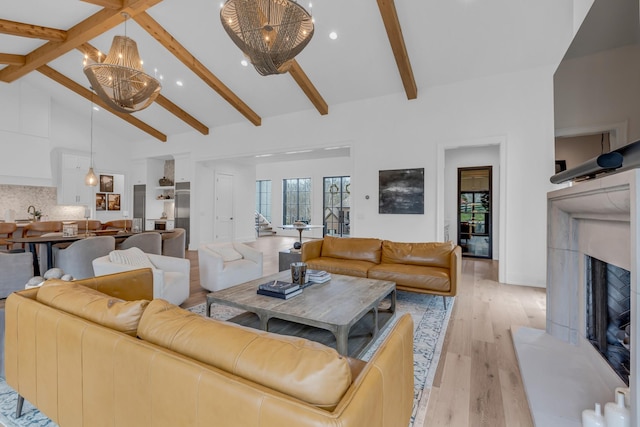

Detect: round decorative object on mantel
[159, 177, 173, 186]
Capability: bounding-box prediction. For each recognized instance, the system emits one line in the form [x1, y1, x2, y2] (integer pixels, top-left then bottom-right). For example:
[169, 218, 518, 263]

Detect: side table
[278, 250, 301, 272]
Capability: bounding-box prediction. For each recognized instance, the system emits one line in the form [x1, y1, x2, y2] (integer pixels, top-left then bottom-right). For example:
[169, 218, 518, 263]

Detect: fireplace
[514, 169, 638, 426]
[586, 256, 631, 384]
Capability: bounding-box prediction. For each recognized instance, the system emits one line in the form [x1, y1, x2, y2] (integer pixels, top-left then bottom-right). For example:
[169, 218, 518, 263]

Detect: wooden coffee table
[206, 272, 396, 357]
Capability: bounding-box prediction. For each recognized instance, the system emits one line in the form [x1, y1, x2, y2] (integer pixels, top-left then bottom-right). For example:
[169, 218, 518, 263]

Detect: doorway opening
[458, 167, 492, 258]
[323, 176, 350, 237]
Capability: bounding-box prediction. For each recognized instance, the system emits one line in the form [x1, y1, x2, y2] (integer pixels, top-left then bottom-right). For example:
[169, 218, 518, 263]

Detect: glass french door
[323, 176, 350, 237]
[458, 167, 492, 258]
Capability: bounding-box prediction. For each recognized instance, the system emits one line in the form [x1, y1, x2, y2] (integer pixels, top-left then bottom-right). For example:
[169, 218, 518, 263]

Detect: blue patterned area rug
[0, 291, 453, 427]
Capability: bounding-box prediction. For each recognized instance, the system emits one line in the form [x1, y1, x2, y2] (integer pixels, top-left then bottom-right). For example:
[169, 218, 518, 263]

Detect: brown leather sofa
[5, 269, 414, 427]
[302, 236, 461, 305]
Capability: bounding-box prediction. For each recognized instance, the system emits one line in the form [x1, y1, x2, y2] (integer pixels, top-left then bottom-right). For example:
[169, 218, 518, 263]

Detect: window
[255, 180, 272, 222]
[283, 178, 311, 224]
[323, 176, 350, 237]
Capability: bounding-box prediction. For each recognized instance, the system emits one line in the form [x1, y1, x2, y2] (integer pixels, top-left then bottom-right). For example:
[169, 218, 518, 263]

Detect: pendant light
[83, 13, 161, 113]
[85, 102, 98, 187]
[220, 0, 314, 76]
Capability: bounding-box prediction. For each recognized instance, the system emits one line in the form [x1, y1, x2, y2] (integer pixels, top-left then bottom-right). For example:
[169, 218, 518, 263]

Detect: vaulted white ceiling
[0, 0, 599, 143]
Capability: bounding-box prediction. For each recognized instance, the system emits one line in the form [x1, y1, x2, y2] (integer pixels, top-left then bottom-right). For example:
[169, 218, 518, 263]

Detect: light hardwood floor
[182, 236, 547, 427]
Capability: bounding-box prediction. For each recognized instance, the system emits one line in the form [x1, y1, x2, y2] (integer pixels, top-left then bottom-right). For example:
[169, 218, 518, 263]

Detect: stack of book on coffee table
[257, 280, 302, 299]
[306, 270, 331, 283]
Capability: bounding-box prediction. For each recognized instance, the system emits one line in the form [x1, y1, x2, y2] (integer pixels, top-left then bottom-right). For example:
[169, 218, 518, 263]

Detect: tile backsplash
[0, 184, 86, 222]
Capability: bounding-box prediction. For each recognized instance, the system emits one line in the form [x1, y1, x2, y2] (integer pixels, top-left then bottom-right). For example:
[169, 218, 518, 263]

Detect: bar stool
[76, 220, 103, 235]
[21, 221, 63, 238]
[102, 220, 132, 232]
[21, 222, 63, 267]
[0, 223, 17, 251]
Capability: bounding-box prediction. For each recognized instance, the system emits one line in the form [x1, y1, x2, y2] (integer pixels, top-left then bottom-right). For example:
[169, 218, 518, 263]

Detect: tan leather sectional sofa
[5, 269, 414, 427]
[302, 236, 461, 302]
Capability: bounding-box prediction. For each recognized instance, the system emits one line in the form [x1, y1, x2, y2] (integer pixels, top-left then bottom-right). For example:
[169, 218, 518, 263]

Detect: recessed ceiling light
[220, 2, 224, 8]
[93, 106, 100, 112]
[241, 59, 248, 67]
[255, 153, 274, 158]
[176, 80, 183, 87]
[285, 150, 313, 155]
[329, 31, 338, 40]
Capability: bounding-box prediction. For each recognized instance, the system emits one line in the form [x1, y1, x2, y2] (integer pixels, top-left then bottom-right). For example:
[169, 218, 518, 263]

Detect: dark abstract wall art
[379, 168, 424, 214]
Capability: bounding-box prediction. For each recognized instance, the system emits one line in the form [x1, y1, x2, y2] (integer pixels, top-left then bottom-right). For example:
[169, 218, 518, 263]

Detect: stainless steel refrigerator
[174, 182, 190, 249]
[133, 184, 146, 228]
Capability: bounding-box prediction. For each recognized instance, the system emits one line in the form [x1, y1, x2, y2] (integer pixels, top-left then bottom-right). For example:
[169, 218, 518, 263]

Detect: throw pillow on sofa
[208, 244, 244, 262]
[36, 280, 150, 336]
[109, 247, 156, 269]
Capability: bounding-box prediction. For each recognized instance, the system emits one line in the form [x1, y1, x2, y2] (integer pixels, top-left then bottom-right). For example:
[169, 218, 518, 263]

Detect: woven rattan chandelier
[220, 0, 314, 76]
[84, 15, 161, 113]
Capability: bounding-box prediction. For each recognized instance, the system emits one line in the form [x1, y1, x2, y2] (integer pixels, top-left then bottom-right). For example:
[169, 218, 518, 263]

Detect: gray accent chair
[162, 228, 186, 258]
[53, 236, 116, 279]
[117, 232, 162, 254]
[0, 252, 33, 298]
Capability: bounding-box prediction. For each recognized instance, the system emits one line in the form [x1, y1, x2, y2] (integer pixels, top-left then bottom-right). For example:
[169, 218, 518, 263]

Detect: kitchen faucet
[27, 205, 37, 221]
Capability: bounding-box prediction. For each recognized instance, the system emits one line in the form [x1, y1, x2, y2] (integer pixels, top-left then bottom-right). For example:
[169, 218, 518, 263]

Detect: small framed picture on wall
[107, 193, 121, 211]
[96, 193, 107, 211]
[100, 174, 114, 193]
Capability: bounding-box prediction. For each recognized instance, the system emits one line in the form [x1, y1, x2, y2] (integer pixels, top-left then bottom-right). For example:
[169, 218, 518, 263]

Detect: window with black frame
[255, 180, 272, 222]
[323, 176, 350, 237]
[283, 178, 311, 225]
[458, 167, 492, 258]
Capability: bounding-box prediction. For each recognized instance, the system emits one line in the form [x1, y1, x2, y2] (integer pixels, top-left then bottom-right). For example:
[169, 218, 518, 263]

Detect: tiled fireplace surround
[517, 169, 639, 425]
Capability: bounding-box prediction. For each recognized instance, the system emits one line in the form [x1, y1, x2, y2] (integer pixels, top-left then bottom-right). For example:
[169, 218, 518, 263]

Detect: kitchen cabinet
[59, 153, 92, 205]
[130, 159, 147, 185]
[174, 154, 191, 183]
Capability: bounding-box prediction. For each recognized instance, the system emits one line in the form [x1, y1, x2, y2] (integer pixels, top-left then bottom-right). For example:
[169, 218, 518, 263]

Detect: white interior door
[214, 172, 234, 242]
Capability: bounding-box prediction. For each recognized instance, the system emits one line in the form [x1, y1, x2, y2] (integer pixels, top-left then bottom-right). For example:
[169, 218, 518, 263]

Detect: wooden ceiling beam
[0, 19, 67, 41]
[0, 0, 162, 83]
[133, 12, 262, 126]
[81, 0, 124, 9]
[376, 0, 417, 100]
[288, 60, 328, 115]
[0, 53, 26, 66]
[37, 65, 167, 142]
[79, 42, 209, 135]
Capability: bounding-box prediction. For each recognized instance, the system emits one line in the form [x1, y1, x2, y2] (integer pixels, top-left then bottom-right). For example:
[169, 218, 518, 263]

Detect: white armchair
[92, 248, 190, 306]
[198, 242, 263, 292]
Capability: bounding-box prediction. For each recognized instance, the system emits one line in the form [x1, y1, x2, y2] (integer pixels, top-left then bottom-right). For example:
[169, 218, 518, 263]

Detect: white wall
[128, 65, 557, 287]
[554, 45, 640, 149]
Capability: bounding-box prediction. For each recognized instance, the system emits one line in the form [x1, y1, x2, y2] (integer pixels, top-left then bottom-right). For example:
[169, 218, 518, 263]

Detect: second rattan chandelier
[220, 0, 314, 76]
[84, 15, 161, 113]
